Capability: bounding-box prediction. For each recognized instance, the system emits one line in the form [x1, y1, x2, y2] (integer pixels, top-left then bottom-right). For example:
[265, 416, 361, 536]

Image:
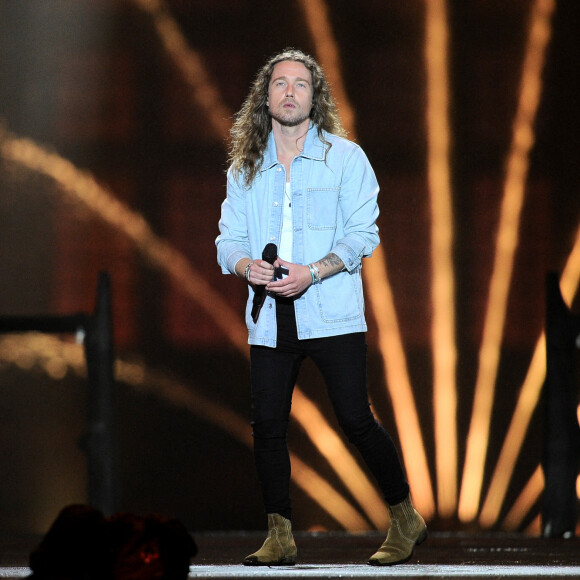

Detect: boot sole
[368, 526, 428, 566]
[243, 557, 296, 566]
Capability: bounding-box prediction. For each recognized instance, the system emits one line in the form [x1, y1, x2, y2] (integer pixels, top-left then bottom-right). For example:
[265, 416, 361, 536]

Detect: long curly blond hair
[228, 48, 347, 187]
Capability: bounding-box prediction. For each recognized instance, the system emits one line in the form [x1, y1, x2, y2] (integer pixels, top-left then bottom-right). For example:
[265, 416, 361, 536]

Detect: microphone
[251, 243, 277, 323]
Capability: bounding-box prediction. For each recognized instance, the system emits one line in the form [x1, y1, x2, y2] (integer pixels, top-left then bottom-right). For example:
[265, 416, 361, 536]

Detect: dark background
[0, 0, 579, 536]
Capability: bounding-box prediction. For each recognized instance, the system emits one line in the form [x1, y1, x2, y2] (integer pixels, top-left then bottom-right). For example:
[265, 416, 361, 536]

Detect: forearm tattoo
[317, 253, 345, 274]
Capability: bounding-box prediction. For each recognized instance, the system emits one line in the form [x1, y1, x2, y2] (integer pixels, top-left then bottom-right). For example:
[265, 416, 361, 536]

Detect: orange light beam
[502, 465, 544, 531]
[300, 0, 435, 518]
[130, 0, 231, 140]
[366, 248, 436, 518]
[425, 0, 458, 518]
[560, 219, 580, 302]
[289, 456, 373, 531]
[524, 514, 542, 536]
[297, 0, 355, 133]
[459, 0, 555, 523]
[480, 218, 580, 527]
[479, 335, 546, 526]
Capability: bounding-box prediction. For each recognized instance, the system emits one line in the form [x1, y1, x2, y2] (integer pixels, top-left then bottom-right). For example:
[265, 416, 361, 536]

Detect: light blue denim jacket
[216, 123, 380, 347]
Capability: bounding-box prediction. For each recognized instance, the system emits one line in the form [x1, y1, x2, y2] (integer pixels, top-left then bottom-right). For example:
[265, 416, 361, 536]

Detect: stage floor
[2, 531, 579, 579]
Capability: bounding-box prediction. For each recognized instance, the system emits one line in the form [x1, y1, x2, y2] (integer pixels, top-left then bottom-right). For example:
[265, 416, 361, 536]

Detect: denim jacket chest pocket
[306, 187, 340, 230]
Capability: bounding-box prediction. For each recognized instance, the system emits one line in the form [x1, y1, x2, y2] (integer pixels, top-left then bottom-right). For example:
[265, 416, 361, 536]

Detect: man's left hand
[266, 258, 313, 297]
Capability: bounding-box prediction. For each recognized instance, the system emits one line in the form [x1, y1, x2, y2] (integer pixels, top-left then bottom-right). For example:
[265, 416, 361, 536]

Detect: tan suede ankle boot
[368, 495, 427, 565]
[243, 513, 297, 566]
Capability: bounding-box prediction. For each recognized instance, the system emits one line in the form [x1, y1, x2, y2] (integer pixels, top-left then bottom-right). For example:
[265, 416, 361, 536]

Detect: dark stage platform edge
[1, 531, 579, 579]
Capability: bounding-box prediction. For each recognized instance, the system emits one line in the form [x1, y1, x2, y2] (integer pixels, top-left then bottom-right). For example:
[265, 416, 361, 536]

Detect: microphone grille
[262, 243, 277, 264]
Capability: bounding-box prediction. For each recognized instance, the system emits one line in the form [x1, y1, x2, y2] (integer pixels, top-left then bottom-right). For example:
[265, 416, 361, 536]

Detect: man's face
[268, 60, 313, 128]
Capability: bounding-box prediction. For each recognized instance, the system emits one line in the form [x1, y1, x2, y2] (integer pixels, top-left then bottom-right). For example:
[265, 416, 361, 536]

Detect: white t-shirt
[279, 180, 293, 261]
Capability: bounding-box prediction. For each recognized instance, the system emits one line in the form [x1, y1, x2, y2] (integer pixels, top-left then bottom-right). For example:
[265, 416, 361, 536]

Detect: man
[216, 48, 426, 566]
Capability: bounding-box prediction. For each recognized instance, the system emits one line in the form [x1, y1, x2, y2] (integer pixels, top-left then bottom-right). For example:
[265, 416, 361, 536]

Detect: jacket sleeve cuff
[225, 250, 251, 275]
[333, 241, 366, 272]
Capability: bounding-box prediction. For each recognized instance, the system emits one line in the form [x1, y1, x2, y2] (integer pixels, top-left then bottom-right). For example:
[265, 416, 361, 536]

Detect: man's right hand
[247, 259, 275, 286]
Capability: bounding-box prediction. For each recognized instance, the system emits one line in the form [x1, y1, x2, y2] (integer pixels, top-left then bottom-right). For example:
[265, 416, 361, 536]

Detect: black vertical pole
[83, 271, 116, 515]
[541, 272, 580, 537]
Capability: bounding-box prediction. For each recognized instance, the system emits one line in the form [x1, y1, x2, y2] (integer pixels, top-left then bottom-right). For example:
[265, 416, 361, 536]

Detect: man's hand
[248, 259, 275, 286]
[266, 258, 312, 297]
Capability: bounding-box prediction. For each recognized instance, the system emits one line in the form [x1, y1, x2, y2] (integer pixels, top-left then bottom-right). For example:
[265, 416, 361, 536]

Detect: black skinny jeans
[250, 299, 409, 520]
